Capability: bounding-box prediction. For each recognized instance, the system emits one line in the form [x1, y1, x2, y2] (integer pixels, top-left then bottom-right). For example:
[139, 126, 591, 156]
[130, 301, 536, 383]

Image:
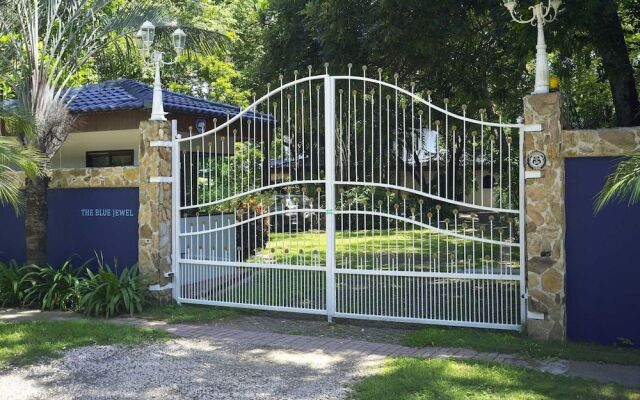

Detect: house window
[86, 150, 134, 168]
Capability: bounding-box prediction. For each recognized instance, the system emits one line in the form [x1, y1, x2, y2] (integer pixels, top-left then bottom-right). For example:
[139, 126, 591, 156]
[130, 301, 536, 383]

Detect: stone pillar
[523, 92, 565, 340]
[138, 121, 173, 290]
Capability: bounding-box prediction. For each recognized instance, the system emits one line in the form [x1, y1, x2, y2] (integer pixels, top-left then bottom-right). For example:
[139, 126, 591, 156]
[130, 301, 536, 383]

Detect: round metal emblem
[527, 151, 547, 170]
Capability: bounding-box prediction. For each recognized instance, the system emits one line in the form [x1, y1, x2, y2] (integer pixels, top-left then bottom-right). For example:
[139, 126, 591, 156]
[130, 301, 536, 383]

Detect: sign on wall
[0, 188, 139, 269]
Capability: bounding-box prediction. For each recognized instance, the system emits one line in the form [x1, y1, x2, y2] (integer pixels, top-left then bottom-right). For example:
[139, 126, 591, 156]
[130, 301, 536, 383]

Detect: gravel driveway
[0, 339, 384, 400]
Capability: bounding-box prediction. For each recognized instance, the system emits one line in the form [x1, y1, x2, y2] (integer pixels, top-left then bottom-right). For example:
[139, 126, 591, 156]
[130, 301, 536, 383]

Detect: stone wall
[562, 126, 640, 158]
[49, 166, 140, 188]
[12, 166, 140, 189]
[524, 93, 640, 341]
[523, 92, 566, 341]
[137, 121, 173, 291]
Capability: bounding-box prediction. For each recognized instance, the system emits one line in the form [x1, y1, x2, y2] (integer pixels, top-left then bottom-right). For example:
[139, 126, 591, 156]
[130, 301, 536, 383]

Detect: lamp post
[503, 0, 563, 94]
[135, 21, 187, 121]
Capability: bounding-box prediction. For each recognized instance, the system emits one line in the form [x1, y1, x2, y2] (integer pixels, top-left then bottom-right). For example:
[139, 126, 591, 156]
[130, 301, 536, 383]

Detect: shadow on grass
[0, 320, 168, 368]
[402, 325, 640, 366]
[140, 303, 255, 324]
[350, 357, 640, 400]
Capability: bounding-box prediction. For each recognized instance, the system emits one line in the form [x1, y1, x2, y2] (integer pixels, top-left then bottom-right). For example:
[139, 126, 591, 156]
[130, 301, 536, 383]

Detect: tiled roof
[66, 79, 269, 121]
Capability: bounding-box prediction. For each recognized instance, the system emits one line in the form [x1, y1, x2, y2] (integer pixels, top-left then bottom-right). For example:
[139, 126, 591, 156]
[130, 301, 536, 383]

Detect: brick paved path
[112, 318, 640, 389]
[2, 309, 639, 389]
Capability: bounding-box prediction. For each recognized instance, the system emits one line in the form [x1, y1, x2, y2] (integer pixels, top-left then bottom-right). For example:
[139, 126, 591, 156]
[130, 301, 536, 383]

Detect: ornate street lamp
[503, 0, 563, 94]
[136, 21, 188, 121]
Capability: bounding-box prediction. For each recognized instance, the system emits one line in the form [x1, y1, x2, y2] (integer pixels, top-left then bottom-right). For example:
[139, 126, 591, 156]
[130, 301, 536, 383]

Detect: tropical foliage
[595, 154, 640, 211]
[0, 0, 228, 265]
[0, 257, 146, 318]
[79, 259, 145, 318]
[0, 136, 47, 212]
[22, 261, 83, 311]
[0, 261, 31, 306]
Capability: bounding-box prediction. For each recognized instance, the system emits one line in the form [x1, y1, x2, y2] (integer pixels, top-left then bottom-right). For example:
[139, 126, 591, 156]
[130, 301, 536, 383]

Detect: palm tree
[0, 0, 228, 265]
[0, 105, 47, 212]
[595, 154, 640, 212]
[0, 138, 47, 212]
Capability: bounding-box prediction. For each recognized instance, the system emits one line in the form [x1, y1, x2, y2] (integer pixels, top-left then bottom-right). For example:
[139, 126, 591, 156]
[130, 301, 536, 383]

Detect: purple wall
[0, 188, 138, 269]
[566, 157, 640, 347]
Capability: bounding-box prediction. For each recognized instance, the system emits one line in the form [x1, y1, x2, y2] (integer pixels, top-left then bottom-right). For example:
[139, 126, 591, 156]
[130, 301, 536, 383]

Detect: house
[50, 79, 270, 171]
[0, 79, 272, 267]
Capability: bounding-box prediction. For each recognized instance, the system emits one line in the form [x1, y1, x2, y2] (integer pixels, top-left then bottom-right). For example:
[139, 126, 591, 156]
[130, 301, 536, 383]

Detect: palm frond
[0, 136, 48, 213]
[154, 24, 230, 57]
[0, 103, 36, 139]
[594, 153, 640, 213]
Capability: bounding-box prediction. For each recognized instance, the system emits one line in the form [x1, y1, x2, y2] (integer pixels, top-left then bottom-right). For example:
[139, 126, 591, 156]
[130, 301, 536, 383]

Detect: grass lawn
[0, 320, 169, 368]
[255, 229, 519, 271]
[403, 325, 640, 366]
[350, 357, 640, 400]
[141, 303, 254, 324]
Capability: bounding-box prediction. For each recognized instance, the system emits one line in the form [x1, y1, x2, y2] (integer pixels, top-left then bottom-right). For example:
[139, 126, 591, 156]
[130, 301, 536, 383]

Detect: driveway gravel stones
[0, 339, 384, 400]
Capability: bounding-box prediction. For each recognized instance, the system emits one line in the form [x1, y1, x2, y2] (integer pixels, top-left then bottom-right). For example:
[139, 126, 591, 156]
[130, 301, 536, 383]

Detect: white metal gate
[172, 67, 529, 330]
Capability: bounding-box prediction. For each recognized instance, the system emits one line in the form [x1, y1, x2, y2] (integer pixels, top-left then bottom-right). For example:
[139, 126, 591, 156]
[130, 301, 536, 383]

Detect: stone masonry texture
[524, 94, 640, 341]
[138, 120, 173, 291]
[523, 92, 566, 341]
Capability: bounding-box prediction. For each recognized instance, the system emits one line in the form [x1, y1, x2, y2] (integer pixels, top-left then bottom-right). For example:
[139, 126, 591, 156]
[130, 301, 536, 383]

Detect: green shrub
[0, 261, 31, 307]
[79, 259, 144, 318]
[22, 260, 83, 311]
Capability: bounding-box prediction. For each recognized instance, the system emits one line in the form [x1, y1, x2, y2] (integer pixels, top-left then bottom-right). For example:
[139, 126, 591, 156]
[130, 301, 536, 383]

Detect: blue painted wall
[0, 188, 138, 269]
[565, 157, 640, 346]
[0, 205, 26, 264]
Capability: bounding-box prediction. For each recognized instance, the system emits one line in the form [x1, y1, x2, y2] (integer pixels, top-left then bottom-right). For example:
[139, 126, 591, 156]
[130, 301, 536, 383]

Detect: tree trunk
[24, 175, 49, 265]
[589, 0, 640, 127]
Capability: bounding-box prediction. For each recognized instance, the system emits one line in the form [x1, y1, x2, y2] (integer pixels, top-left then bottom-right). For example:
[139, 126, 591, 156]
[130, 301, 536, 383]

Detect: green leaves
[0, 261, 31, 306]
[0, 257, 146, 318]
[594, 153, 640, 212]
[0, 136, 48, 213]
[79, 258, 145, 318]
[21, 261, 83, 311]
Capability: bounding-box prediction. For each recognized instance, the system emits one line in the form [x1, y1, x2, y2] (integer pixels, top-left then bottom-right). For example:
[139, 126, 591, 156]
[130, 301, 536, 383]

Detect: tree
[255, 0, 640, 129]
[0, 136, 47, 213]
[94, 0, 260, 107]
[0, 0, 226, 265]
[555, 0, 640, 127]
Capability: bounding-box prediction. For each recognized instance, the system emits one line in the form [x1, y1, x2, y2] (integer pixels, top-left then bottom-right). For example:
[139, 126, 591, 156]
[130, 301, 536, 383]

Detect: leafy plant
[79, 259, 145, 318]
[22, 261, 83, 311]
[0, 260, 32, 307]
[595, 154, 640, 212]
[0, 136, 48, 213]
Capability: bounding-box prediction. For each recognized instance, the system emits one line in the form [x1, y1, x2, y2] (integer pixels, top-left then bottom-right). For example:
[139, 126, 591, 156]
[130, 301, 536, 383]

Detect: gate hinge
[523, 124, 543, 132]
[148, 282, 173, 291]
[150, 176, 174, 183]
[150, 140, 173, 148]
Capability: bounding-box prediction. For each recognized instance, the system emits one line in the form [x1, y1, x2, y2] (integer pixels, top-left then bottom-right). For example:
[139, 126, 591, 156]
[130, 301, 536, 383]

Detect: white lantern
[172, 28, 187, 56]
[503, 0, 517, 12]
[134, 29, 145, 51]
[140, 20, 155, 46]
[550, 0, 562, 11]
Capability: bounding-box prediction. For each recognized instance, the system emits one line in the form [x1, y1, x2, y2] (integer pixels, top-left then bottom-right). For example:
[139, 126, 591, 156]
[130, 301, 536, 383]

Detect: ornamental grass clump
[0, 261, 32, 307]
[0, 256, 146, 318]
[22, 261, 83, 311]
[79, 258, 145, 318]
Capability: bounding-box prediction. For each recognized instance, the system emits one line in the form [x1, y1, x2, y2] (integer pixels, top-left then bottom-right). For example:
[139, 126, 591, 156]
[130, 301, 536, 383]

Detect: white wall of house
[179, 214, 236, 263]
[51, 129, 139, 169]
[393, 167, 501, 208]
[472, 170, 502, 208]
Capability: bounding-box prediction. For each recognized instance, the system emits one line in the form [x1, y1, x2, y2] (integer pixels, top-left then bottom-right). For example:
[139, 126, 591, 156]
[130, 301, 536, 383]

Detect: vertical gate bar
[518, 125, 527, 329]
[325, 75, 336, 321]
[171, 119, 181, 302]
